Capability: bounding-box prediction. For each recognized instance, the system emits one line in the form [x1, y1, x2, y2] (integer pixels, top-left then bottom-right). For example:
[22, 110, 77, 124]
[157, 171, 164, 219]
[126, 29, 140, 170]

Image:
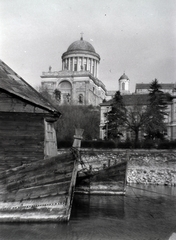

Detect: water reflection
[0, 185, 175, 240]
[72, 194, 125, 220]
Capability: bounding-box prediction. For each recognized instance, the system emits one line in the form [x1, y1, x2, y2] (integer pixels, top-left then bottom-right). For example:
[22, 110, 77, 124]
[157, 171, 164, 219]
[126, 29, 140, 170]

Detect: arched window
[58, 80, 72, 103]
[122, 82, 125, 91]
[78, 94, 83, 104]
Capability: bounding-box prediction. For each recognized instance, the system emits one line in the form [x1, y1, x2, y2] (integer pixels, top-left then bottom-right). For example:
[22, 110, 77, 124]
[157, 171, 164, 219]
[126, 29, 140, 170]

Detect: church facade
[41, 36, 106, 106]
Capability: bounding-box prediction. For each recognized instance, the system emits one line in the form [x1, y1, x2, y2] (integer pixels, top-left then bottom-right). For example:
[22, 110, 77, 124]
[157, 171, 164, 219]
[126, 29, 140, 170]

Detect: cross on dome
[80, 32, 84, 40]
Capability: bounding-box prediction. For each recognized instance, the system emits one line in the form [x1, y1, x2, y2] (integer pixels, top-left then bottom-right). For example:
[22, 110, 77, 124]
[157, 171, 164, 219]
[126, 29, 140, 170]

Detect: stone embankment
[58, 149, 176, 186]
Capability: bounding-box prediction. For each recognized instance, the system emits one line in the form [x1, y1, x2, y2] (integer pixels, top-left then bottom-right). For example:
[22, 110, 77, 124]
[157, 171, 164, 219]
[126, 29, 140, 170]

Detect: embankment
[58, 149, 176, 186]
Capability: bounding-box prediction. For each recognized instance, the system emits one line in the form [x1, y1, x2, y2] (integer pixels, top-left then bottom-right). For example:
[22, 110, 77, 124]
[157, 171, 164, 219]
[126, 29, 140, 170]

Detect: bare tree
[55, 105, 100, 141]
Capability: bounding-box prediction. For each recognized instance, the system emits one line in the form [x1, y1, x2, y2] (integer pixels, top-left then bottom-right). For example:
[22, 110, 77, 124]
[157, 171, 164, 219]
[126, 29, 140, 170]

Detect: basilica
[41, 36, 176, 140]
[41, 36, 106, 105]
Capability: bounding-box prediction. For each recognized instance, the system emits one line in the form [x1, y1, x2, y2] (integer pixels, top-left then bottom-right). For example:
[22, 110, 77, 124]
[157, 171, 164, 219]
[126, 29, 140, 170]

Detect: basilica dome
[61, 36, 101, 79]
[67, 37, 96, 53]
[62, 37, 100, 60]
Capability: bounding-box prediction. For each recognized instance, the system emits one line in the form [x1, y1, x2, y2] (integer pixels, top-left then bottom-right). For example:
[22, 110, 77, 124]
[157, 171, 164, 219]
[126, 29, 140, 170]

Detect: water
[0, 185, 176, 240]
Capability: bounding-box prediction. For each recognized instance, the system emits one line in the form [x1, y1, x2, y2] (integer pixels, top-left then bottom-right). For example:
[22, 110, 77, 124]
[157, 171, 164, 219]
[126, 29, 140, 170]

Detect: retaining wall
[58, 149, 176, 186]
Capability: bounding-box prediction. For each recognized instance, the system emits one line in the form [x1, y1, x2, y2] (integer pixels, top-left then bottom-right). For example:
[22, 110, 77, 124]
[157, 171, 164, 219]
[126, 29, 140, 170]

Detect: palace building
[100, 74, 176, 141]
[41, 36, 106, 106]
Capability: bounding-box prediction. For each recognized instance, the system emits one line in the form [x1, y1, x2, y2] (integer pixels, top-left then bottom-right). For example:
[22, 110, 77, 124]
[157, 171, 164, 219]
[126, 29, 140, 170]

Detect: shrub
[118, 140, 132, 149]
[58, 140, 72, 148]
[82, 140, 116, 149]
[57, 139, 116, 149]
[157, 140, 176, 149]
[142, 139, 155, 149]
[82, 140, 93, 148]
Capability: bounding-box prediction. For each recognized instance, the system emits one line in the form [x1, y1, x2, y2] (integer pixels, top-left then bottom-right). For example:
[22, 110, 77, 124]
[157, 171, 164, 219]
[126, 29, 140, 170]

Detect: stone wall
[58, 149, 176, 186]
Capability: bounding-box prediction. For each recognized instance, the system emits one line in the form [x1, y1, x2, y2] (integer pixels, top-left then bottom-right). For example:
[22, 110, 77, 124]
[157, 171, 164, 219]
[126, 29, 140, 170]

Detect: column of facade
[93, 59, 95, 76]
[96, 61, 99, 78]
[94, 60, 97, 78]
[68, 58, 70, 71]
[87, 58, 90, 71]
[65, 58, 68, 69]
[85, 57, 88, 71]
[81, 57, 84, 71]
[77, 57, 79, 71]
[62, 60, 64, 70]
[64, 58, 68, 69]
[89, 58, 91, 72]
[90, 59, 92, 74]
[72, 57, 74, 71]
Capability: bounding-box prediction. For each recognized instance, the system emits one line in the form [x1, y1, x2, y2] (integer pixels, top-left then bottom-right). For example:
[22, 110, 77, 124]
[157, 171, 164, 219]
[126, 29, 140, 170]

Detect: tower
[118, 73, 130, 94]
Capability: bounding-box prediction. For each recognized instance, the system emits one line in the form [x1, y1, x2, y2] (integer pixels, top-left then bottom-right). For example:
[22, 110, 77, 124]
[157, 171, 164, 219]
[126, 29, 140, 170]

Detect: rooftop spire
[80, 32, 84, 40]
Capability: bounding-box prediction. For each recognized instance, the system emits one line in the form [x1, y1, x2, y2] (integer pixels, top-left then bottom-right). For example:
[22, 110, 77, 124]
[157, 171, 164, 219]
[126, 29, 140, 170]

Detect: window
[78, 94, 83, 104]
[122, 82, 125, 91]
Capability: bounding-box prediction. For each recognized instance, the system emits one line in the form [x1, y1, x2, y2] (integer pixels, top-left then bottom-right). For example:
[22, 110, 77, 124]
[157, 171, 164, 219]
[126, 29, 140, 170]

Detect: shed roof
[0, 60, 60, 116]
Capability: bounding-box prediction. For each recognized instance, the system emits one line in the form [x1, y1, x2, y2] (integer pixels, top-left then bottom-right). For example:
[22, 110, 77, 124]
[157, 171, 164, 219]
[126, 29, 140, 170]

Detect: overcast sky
[0, 0, 175, 92]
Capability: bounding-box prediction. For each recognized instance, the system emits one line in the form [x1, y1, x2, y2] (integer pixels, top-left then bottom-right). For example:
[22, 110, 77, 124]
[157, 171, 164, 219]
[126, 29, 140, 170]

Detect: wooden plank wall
[0, 112, 45, 171]
[0, 92, 48, 113]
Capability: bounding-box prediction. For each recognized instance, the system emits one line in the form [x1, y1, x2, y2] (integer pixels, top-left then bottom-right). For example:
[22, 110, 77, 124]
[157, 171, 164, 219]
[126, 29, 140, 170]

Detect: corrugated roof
[0, 59, 60, 115]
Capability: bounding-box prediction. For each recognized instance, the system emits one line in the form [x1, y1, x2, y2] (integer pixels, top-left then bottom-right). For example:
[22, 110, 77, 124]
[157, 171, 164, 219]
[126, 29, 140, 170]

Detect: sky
[0, 0, 176, 92]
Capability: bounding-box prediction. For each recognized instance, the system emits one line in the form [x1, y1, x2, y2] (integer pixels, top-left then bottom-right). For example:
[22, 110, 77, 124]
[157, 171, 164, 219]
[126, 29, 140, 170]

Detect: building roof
[136, 83, 175, 90]
[67, 37, 95, 53]
[0, 59, 60, 116]
[100, 94, 150, 106]
[119, 73, 129, 81]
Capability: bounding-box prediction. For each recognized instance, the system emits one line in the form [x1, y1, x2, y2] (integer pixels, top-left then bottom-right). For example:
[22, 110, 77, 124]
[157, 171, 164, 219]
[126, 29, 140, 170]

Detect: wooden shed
[0, 59, 61, 171]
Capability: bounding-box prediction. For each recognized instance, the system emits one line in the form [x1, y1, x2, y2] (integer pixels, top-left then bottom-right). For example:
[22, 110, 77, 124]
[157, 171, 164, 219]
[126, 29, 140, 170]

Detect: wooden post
[108, 159, 110, 167]
[72, 128, 84, 149]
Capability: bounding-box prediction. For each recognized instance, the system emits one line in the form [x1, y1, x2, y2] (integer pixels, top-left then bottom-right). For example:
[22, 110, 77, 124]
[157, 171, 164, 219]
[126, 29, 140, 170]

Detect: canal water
[0, 184, 176, 240]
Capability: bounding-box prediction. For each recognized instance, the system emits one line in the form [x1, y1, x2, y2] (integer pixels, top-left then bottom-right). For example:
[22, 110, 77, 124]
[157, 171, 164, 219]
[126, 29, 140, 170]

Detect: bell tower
[119, 73, 130, 94]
